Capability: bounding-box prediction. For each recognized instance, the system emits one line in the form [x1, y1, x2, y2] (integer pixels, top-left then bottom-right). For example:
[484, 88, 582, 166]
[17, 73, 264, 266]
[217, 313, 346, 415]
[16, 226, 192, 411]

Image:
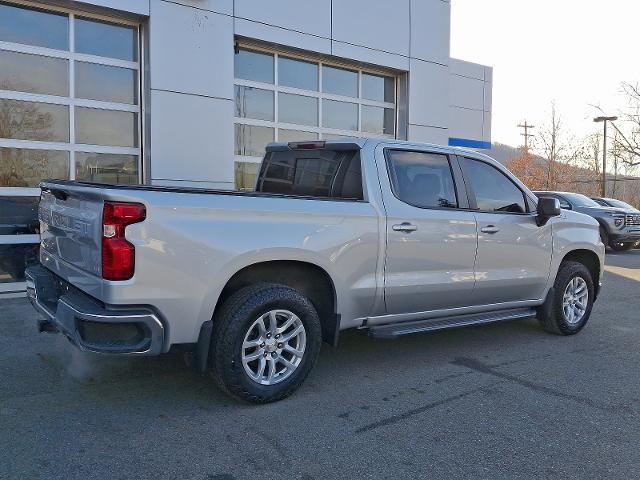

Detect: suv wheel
[610, 241, 635, 252]
[538, 261, 594, 335]
[210, 283, 322, 403]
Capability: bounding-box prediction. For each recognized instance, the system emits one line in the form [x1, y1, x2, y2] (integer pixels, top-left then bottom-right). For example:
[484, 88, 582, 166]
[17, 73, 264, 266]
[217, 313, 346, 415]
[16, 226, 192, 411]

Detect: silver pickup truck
[26, 138, 604, 403]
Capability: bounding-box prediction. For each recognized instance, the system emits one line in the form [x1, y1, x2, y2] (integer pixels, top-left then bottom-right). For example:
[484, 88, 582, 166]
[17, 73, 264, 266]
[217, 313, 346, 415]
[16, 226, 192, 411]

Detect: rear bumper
[25, 265, 164, 355]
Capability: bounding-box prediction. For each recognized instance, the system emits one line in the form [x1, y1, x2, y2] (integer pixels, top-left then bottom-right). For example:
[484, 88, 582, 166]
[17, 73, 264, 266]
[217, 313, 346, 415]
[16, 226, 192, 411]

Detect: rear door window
[385, 150, 458, 209]
[256, 149, 363, 200]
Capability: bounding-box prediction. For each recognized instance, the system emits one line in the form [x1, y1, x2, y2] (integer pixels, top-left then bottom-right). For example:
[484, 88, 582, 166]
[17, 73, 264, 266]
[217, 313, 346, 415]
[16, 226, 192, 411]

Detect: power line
[517, 121, 536, 150]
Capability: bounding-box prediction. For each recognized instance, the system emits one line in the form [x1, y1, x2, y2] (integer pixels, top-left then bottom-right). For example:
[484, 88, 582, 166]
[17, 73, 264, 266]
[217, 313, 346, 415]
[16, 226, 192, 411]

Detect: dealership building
[0, 0, 492, 293]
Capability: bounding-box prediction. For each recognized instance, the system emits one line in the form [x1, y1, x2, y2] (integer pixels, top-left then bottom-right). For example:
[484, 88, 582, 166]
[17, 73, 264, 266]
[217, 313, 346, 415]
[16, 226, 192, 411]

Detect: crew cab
[27, 139, 604, 403]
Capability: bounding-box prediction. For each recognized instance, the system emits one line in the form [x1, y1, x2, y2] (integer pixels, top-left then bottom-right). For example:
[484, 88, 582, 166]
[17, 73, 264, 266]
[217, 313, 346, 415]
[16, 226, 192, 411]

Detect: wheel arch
[214, 260, 339, 346]
[594, 218, 610, 239]
[560, 249, 601, 299]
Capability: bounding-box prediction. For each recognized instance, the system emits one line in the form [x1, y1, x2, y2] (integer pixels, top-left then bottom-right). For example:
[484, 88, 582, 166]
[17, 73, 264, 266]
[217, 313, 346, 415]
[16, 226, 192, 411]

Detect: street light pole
[593, 116, 618, 197]
[602, 121, 608, 197]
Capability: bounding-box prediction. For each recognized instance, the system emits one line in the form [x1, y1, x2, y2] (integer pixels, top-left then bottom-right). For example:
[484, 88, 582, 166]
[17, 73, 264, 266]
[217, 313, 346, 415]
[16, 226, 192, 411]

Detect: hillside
[478, 142, 521, 165]
[476, 142, 640, 207]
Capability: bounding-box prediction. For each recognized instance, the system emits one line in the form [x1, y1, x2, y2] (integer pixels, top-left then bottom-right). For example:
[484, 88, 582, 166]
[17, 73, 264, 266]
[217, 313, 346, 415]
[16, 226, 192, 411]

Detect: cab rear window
[256, 149, 363, 200]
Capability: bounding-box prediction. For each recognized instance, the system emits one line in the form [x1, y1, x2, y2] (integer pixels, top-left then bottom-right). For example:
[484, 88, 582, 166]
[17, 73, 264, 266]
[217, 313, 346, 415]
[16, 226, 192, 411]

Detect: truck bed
[37, 179, 381, 346]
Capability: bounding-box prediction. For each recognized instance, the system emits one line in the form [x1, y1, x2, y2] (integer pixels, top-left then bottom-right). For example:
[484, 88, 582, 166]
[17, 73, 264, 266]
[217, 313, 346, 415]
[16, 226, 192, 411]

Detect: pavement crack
[355, 386, 487, 434]
[452, 356, 629, 414]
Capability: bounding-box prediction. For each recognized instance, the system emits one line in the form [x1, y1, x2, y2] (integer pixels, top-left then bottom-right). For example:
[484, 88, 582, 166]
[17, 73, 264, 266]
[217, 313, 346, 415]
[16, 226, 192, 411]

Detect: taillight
[102, 202, 146, 280]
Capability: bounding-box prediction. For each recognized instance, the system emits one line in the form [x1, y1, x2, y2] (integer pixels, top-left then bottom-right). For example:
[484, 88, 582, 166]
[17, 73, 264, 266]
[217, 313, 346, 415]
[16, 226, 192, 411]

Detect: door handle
[392, 222, 418, 233]
[480, 225, 500, 234]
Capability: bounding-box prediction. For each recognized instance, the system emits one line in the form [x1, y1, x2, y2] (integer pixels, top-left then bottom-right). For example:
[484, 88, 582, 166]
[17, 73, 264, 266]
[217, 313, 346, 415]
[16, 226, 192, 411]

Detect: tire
[538, 261, 594, 335]
[609, 241, 635, 252]
[210, 283, 322, 403]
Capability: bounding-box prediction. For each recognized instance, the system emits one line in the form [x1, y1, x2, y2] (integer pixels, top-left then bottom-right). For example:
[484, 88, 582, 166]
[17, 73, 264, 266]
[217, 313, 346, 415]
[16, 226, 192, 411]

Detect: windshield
[563, 193, 601, 207]
[605, 198, 636, 210]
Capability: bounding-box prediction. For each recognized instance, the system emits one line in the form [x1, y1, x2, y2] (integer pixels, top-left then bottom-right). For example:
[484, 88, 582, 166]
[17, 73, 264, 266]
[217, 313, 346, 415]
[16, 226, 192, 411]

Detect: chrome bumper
[26, 265, 165, 356]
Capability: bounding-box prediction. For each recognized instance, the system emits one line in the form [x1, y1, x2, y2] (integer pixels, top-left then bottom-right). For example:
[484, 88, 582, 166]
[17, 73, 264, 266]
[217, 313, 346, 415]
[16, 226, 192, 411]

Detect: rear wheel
[538, 261, 594, 335]
[210, 283, 322, 403]
[609, 241, 635, 251]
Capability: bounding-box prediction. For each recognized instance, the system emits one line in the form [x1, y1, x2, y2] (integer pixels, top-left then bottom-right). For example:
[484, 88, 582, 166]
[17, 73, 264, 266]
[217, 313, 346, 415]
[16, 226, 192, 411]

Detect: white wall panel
[484, 66, 493, 84]
[449, 106, 484, 141]
[483, 80, 492, 112]
[407, 124, 449, 145]
[150, 0, 233, 99]
[410, 0, 450, 65]
[150, 90, 234, 183]
[161, 0, 232, 15]
[449, 58, 484, 80]
[450, 74, 484, 111]
[234, 0, 331, 39]
[483, 112, 492, 143]
[332, 0, 410, 56]
[235, 18, 331, 55]
[331, 41, 409, 71]
[408, 58, 449, 128]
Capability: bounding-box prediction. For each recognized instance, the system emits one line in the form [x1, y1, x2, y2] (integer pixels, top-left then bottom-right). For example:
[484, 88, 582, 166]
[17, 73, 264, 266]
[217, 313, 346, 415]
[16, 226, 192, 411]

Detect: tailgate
[39, 183, 104, 279]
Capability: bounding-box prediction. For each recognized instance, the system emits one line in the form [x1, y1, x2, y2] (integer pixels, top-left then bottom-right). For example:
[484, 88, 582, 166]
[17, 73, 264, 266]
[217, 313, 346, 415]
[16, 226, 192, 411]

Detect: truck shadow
[33, 313, 568, 409]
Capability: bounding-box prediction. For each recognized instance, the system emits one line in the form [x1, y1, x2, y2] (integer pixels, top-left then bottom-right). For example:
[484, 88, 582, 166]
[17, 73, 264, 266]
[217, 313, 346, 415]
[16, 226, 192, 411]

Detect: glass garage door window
[0, 2, 141, 292]
[233, 47, 397, 190]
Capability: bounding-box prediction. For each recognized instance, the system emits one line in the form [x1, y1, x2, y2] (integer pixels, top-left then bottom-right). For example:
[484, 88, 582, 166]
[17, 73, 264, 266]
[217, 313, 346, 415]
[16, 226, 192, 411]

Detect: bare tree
[608, 82, 640, 171]
[507, 147, 547, 190]
[582, 132, 601, 175]
[533, 102, 581, 190]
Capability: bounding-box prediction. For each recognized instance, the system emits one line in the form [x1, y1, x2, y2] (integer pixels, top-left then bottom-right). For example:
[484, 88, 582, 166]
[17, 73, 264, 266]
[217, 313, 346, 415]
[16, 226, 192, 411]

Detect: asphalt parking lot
[2, 251, 640, 480]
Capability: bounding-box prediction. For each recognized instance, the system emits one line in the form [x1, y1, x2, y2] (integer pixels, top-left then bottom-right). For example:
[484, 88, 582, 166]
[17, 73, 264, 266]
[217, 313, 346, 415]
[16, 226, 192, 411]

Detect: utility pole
[517, 121, 536, 150]
[593, 116, 618, 197]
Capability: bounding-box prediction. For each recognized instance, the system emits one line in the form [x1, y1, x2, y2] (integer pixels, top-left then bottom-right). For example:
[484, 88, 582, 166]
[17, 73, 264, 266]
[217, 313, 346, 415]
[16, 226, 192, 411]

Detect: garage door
[0, 1, 141, 292]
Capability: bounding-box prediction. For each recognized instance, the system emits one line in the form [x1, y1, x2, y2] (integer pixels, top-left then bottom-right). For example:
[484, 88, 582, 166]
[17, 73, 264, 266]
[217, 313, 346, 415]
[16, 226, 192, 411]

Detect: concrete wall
[448, 58, 493, 149]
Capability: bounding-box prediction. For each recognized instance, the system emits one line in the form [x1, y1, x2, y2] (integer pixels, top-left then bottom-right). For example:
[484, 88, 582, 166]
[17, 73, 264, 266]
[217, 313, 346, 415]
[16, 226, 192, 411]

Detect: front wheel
[609, 241, 635, 252]
[210, 283, 322, 403]
[538, 261, 594, 335]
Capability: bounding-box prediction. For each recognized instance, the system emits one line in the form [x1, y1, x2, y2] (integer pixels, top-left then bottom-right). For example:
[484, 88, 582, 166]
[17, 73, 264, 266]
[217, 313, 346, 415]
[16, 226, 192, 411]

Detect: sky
[450, 0, 640, 148]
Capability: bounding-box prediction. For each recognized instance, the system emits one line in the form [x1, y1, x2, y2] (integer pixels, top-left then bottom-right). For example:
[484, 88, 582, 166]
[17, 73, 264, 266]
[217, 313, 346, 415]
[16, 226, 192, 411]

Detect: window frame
[233, 44, 398, 169]
[460, 156, 532, 215]
[554, 195, 572, 210]
[254, 149, 366, 202]
[0, 1, 143, 194]
[383, 148, 467, 211]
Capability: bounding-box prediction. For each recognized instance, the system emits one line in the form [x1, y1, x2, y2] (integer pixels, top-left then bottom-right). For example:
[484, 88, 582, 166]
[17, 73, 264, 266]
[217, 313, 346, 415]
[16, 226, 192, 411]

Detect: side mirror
[536, 197, 561, 226]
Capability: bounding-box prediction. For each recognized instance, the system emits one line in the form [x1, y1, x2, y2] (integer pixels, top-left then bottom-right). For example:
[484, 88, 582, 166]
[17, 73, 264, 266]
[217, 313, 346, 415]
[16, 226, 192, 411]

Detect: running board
[368, 308, 537, 339]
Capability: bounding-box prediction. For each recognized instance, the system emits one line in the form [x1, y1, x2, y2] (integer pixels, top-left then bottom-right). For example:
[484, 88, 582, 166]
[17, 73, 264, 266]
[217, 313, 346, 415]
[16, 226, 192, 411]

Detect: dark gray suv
[535, 191, 640, 251]
[591, 197, 640, 213]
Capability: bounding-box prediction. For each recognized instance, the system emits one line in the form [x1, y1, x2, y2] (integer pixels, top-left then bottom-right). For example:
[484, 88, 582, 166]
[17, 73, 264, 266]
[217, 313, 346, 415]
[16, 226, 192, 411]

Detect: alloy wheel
[241, 309, 307, 385]
[562, 276, 589, 325]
